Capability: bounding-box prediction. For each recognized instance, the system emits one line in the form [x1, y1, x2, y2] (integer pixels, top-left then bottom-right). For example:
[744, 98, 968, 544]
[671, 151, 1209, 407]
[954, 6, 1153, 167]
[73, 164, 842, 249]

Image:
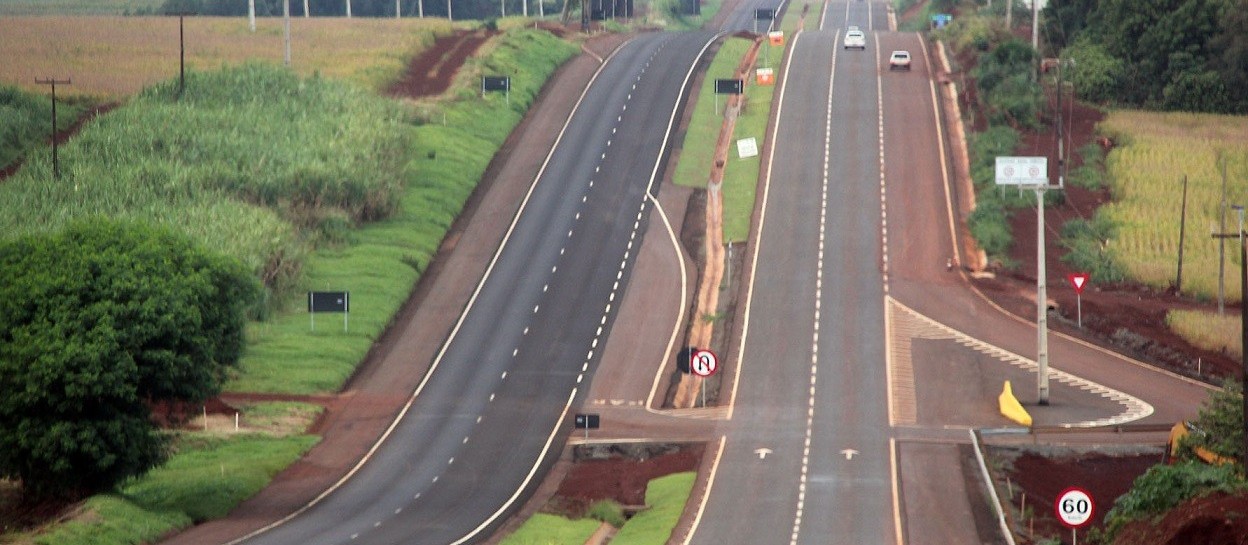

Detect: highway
[233, 31, 721, 545]
[682, 1, 1212, 544]
[204, 0, 1216, 543]
[688, 2, 899, 543]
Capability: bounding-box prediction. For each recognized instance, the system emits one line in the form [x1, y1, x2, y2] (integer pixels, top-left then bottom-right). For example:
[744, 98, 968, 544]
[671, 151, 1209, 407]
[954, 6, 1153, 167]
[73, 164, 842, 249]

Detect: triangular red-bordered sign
[1067, 273, 1089, 295]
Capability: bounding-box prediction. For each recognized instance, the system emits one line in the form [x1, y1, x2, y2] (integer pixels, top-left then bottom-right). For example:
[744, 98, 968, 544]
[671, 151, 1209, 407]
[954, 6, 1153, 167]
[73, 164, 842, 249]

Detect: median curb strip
[970, 428, 1020, 545]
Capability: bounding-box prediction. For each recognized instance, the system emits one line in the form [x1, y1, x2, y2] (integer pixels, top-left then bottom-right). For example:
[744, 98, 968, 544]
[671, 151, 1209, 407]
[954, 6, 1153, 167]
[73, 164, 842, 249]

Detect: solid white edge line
[645, 190, 689, 412]
[918, 38, 962, 266]
[727, 28, 802, 422]
[221, 36, 636, 545]
[679, 435, 727, 545]
[635, 31, 726, 412]
[890, 437, 904, 545]
[449, 389, 580, 545]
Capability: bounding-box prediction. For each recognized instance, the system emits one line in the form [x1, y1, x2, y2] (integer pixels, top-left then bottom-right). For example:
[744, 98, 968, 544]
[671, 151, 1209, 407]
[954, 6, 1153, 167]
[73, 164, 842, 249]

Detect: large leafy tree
[0, 219, 259, 500]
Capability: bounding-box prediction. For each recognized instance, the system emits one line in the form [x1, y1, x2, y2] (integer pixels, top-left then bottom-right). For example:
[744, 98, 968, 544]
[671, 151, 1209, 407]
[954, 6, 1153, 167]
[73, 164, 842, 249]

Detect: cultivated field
[1099, 110, 1248, 302]
[0, 15, 452, 97]
[0, 0, 161, 15]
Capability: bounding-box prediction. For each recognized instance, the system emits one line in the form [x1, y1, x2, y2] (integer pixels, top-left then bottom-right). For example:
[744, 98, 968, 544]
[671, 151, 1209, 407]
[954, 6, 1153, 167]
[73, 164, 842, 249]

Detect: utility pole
[34, 76, 71, 180]
[1220, 161, 1229, 314]
[447, 0, 452, 20]
[346, 0, 352, 17]
[1030, 0, 1039, 51]
[396, 0, 402, 18]
[304, 0, 310, 17]
[248, 0, 256, 31]
[1211, 205, 1247, 469]
[1177, 175, 1188, 293]
[176, 12, 191, 97]
[284, 0, 291, 66]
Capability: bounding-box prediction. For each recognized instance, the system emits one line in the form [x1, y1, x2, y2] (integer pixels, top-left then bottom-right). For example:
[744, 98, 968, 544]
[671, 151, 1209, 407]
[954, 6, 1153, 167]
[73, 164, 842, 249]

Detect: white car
[888, 50, 911, 70]
[843, 30, 866, 50]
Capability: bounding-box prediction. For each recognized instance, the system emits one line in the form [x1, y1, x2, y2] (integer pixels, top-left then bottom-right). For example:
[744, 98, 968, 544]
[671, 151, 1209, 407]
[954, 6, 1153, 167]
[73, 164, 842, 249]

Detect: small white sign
[737, 137, 759, 159]
[1055, 487, 1095, 528]
[994, 156, 1048, 186]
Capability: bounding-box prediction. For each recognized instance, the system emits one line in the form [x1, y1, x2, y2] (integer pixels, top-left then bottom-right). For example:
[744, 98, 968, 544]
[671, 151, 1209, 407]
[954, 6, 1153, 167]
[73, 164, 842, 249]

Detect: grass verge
[610, 472, 696, 545]
[6, 402, 320, 545]
[498, 513, 602, 545]
[231, 28, 578, 393]
[671, 36, 778, 243]
[1166, 309, 1243, 362]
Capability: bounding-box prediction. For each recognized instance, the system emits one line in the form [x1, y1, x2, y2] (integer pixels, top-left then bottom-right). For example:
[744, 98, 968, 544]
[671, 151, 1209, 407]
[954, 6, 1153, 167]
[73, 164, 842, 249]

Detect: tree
[1209, 0, 1248, 113]
[0, 219, 259, 500]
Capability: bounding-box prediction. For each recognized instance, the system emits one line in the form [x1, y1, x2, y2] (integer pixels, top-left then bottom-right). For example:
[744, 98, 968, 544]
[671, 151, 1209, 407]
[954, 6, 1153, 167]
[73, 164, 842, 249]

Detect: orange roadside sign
[756, 67, 775, 86]
[768, 30, 784, 46]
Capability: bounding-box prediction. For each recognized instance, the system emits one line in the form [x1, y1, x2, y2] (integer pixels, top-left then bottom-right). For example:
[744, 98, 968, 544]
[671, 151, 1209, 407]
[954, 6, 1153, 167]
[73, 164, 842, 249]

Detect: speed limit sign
[1055, 487, 1095, 528]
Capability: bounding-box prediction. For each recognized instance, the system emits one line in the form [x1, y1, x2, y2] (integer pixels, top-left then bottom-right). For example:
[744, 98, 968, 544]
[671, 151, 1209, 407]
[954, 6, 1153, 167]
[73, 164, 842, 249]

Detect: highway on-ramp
[231, 31, 721, 545]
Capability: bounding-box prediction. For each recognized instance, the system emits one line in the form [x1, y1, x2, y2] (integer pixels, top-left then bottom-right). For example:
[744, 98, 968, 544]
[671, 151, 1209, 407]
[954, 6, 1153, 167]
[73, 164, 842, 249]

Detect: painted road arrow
[755, 448, 773, 460]
[841, 448, 859, 460]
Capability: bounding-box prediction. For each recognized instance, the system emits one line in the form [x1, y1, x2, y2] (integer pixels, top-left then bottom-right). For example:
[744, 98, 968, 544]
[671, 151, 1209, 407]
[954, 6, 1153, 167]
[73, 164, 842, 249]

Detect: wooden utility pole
[1177, 176, 1188, 293]
[1211, 207, 1247, 469]
[34, 77, 71, 180]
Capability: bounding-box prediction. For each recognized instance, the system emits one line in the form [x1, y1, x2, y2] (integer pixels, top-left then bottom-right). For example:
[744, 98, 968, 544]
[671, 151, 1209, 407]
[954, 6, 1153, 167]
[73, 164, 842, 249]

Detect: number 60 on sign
[1055, 487, 1095, 528]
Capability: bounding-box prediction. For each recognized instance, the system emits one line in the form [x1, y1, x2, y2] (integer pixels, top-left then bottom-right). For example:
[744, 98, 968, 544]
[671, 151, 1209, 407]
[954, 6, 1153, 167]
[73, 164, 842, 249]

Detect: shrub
[968, 199, 1013, 258]
[1100, 461, 1245, 542]
[586, 499, 627, 527]
[1060, 213, 1126, 282]
[1068, 142, 1108, 189]
[1064, 40, 1125, 105]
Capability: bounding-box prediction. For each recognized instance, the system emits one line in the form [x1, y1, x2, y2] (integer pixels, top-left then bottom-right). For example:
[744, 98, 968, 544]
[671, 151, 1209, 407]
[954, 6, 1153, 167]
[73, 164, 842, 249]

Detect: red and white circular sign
[1055, 487, 1095, 528]
[690, 349, 719, 377]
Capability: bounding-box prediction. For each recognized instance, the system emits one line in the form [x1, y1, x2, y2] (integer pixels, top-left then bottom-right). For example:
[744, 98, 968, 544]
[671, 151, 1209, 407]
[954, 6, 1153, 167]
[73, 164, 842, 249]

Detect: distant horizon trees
[1044, 0, 1248, 113]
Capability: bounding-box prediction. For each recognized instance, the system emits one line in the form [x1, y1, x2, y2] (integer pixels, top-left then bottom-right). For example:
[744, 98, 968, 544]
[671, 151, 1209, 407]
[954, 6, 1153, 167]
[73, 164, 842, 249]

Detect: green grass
[3, 27, 577, 545]
[0, 85, 88, 172]
[0, 0, 161, 15]
[610, 472, 696, 545]
[1096, 110, 1248, 301]
[12, 431, 317, 545]
[230, 29, 578, 393]
[498, 513, 603, 545]
[1166, 309, 1242, 361]
[671, 36, 778, 243]
[0, 64, 415, 305]
[498, 472, 696, 545]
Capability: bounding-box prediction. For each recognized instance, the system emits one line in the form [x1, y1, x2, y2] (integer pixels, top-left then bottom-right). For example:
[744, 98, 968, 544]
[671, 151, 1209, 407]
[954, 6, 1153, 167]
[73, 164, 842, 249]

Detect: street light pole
[1036, 187, 1051, 405]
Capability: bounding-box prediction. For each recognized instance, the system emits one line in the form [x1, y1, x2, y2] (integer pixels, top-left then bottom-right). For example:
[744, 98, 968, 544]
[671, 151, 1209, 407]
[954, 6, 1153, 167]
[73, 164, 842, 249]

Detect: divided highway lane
[235, 31, 720, 545]
[689, 4, 897, 542]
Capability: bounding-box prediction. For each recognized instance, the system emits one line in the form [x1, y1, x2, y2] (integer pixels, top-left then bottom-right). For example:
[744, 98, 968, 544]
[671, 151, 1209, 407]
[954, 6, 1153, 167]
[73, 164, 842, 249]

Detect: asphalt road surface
[687, 2, 899, 543]
[232, 31, 721, 545]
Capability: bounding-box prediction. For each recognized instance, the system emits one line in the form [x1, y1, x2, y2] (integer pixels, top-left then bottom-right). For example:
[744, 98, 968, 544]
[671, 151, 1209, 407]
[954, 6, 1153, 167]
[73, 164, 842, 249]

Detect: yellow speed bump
[998, 380, 1032, 427]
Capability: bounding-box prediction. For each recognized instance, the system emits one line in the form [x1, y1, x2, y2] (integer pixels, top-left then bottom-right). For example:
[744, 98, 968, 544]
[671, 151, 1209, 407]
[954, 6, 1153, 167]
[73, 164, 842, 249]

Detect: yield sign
[1067, 273, 1090, 294]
